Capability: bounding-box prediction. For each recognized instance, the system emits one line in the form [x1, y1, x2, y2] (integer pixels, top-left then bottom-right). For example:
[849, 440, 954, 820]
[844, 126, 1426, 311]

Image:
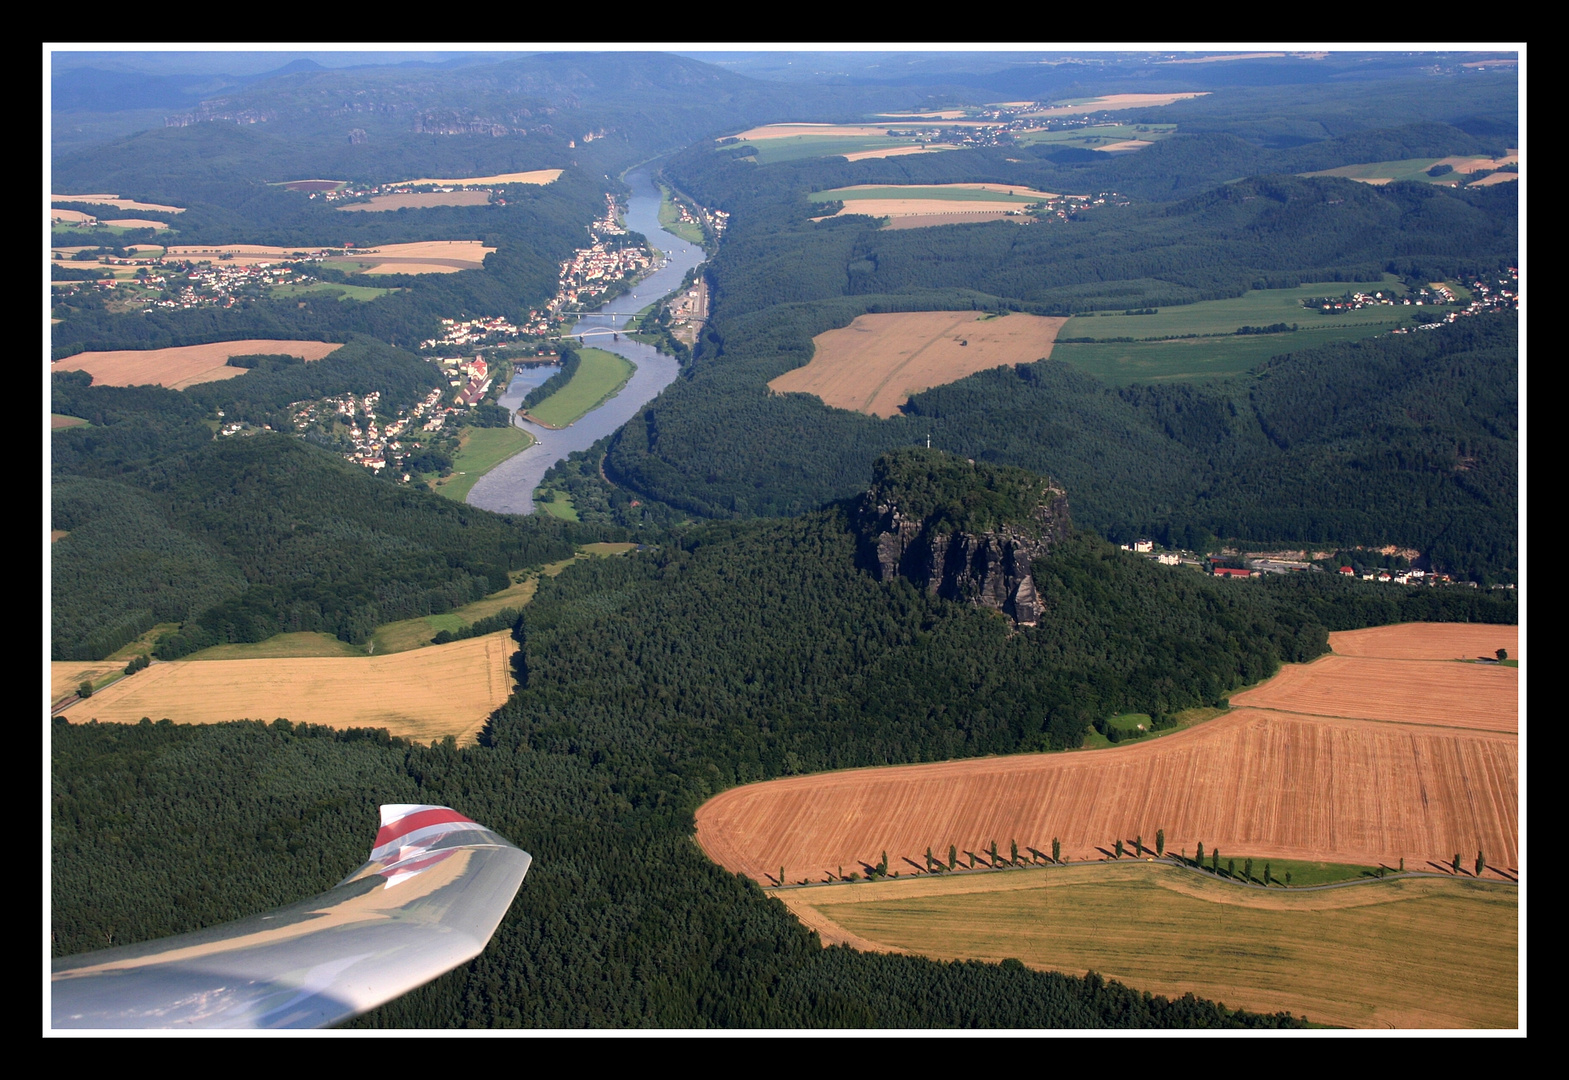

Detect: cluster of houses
[548, 198, 654, 314]
[150, 261, 297, 310]
[442, 356, 494, 407]
[1306, 269, 1517, 337]
[284, 381, 475, 479]
[420, 316, 522, 350]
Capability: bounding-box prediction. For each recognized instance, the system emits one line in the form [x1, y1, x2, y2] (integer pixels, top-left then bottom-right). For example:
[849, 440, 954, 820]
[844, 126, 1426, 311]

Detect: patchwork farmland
[695, 623, 1519, 882]
[768, 311, 1067, 417]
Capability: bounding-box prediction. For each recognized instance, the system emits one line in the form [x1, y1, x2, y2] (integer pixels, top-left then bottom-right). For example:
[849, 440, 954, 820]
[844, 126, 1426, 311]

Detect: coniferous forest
[50, 49, 1519, 1028]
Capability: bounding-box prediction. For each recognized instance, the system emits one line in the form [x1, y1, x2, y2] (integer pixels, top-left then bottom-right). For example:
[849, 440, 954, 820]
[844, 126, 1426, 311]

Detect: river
[466, 165, 705, 515]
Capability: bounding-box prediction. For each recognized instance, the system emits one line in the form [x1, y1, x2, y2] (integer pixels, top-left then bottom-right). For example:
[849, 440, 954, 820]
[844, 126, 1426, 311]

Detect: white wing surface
[51, 804, 531, 1029]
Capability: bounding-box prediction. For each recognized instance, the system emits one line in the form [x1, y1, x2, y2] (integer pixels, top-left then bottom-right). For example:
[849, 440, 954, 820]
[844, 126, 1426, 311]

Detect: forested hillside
[51, 455, 1512, 1025]
[50, 343, 607, 660]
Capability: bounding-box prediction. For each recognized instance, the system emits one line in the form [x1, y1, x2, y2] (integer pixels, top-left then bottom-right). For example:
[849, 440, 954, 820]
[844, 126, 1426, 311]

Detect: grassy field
[525, 348, 634, 428]
[1060, 278, 1408, 340]
[367, 543, 634, 654]
[1301, 158, 1508, 185]
[1052, 323, 1403, 384]
[51, 414, 90, 429]
[784, 862, 1517, 1028]
[656, 183, 705, 245]
[433, 425, 534, 503]
[536, 491, 580, 520]
[271, 281, 394, 302]
[185, 632, 369, 661]
[1079, 704, 1225, 749]
[1014, 123, 1176, 150]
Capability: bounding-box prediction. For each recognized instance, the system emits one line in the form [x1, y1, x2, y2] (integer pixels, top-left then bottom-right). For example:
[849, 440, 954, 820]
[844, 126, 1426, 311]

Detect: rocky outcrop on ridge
[852, 449, 1070, 627]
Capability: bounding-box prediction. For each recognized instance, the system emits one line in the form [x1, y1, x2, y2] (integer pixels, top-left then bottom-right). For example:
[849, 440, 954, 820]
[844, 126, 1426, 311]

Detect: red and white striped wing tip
[52, 804, 532, 1029]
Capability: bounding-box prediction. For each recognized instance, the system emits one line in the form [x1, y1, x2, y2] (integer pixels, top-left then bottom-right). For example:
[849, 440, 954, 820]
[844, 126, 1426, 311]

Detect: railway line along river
[467, 164, 705, 515]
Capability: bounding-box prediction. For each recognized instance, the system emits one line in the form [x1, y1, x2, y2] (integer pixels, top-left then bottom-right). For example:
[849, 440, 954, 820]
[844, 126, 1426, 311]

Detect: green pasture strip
[1061, 279, 1408, 340]
[271, 281, 393, 302]
[1191, 854, 1385, 887]
[51, 414, 91, 430]
[102, 622, 179, 662]
[656, 182, 706, 245]
[809, 863, 1517, 1028]
[812, 186, 1044, 205]
[536, 492, 580, 521]
[1300, 158, 1491, 185]
[1053, 323, 1400, 385]
[1014, 124, 1176, 148]
[526, 347, 634, 428]
[434, 425, 535, 503]
[184, 632, 368, 660]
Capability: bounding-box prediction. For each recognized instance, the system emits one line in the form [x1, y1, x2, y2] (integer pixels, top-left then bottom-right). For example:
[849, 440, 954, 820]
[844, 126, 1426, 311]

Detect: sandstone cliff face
[854, 454, 1070, 627]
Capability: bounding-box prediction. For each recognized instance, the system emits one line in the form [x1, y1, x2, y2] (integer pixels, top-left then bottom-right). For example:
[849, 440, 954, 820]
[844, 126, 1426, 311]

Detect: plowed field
[695, 623, 1518, 882]
[768, 311, 1067, 417]
[51, 339, 342, 389]
[51, 631, 516, 745]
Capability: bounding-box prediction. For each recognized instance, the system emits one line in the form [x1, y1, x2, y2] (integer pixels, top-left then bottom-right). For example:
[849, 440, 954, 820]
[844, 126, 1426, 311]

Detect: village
[1304, 267, 1517, 335]
[1118, 537, 1490, 587]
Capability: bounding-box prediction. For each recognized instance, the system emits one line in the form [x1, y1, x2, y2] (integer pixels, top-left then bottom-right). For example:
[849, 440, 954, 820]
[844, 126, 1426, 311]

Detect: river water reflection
[467, 165, 705, 515]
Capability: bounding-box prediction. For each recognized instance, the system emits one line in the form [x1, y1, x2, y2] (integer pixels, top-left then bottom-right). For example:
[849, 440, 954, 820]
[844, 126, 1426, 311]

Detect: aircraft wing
[51, 804, 531, 1030]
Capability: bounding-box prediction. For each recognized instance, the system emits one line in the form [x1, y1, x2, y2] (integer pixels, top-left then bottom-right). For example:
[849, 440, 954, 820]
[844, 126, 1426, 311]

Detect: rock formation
[852, 449, 1070, 627]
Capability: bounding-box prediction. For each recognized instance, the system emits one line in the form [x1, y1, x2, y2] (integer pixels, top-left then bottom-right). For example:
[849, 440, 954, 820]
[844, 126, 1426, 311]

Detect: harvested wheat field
[841, 144, 958, 161]
[1328, 622, 1518, 662]
[769, 311, 1067, 417]
[52, 339, 341, 390]
[695, 623, 1518, 883]
[1021, 92, 1208, 118]
[1232, 656, 1517, 733]
[780, 864, 1517, 1028]
[50, 208, 95, 223]
[53, 194, 183, 213]
[831, 199, 1026, 222]
[52, 631, 516, 745]
[334, 240, 495, 274]
[882, 211, 1031, 230]
[51, 661, 123, 703]
[339, 191, 493, 211]
[101, 218, 171, 230]
[392, 170, 562, 187]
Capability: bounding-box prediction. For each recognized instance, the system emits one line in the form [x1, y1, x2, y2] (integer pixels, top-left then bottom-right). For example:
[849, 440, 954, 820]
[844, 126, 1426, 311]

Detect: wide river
[467, 165, 705, 515]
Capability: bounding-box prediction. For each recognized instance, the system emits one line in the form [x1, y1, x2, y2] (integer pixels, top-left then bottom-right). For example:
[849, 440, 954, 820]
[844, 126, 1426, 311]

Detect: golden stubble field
[694, 624, 1519, 881]
[391, 169, 562, 186]
[52, 194, 184, 213]
[779, 863, 1517, 1028]
[768, 311, 1068, 417]
[51, 340, 342, 390]
[52, 632, 517, 746]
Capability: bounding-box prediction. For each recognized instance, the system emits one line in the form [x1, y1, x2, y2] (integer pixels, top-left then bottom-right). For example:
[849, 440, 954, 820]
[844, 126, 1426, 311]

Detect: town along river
[467, 165, 704, 515]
